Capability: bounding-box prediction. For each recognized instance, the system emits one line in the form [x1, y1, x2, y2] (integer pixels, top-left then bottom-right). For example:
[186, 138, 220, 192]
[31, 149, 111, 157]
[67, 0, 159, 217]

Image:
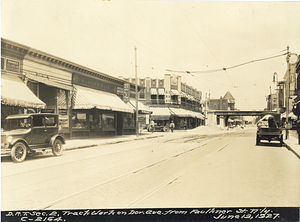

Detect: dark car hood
[1, 129, 31, 136]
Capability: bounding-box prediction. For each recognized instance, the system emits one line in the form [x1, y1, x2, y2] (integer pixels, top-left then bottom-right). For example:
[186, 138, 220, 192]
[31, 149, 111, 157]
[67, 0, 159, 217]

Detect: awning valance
[158, 88, 165, 95]
[73, 85, 134, 113]
[169, 108, 193, 117]
[129, 99, 152, 114]
[171, 89, 180, 96]
[188, 110, 205, 119]
[150, 88, 158, 95]
[1, 75, 45, 109]
[181, 91, 187, 98]
[150, 107, 171, 120]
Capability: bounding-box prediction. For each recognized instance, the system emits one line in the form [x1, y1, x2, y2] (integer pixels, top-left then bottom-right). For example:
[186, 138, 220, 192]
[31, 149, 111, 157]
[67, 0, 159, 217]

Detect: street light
[273, 72, 279, 113]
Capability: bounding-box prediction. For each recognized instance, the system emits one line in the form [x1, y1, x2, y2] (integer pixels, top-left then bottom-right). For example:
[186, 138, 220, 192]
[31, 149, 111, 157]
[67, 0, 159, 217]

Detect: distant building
[266, 93, 278, 111]
[206, 91, 236, 126]
[207, 91, 235, 111]
[121, 74, 205, 130]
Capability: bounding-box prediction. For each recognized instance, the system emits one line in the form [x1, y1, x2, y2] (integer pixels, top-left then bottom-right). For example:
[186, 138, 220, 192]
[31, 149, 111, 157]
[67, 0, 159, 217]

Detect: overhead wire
[176, 2, 234, 85]
[166, 52, 287, 74]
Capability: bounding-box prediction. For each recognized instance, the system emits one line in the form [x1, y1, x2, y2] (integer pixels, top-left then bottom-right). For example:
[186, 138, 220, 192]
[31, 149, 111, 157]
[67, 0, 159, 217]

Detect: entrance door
[116, 113, 123, 135]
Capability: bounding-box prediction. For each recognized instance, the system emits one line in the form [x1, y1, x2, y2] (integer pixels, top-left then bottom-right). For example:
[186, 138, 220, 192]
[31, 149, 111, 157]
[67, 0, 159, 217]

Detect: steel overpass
[213, 110, 278, 117]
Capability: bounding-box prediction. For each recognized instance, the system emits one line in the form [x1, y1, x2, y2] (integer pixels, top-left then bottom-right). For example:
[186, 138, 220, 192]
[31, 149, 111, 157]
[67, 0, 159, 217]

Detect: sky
[1, 0, 300, 111]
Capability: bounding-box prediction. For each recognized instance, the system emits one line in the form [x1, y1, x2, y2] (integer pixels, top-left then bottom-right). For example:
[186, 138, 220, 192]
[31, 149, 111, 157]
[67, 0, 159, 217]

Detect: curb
[64, 135, 164, 151]
[284, 142, 300, 159]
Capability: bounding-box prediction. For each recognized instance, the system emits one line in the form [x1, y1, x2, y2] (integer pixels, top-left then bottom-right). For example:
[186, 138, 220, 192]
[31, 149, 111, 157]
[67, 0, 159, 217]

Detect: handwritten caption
[4, 207, 281, 221]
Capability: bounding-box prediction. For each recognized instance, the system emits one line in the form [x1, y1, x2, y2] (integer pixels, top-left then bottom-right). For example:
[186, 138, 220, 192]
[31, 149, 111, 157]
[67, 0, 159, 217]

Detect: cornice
[1, 37, 134, 87]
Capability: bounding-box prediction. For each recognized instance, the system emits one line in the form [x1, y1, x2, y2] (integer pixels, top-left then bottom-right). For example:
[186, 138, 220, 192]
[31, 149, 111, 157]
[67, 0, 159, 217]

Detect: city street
[1, 127, 300, 211]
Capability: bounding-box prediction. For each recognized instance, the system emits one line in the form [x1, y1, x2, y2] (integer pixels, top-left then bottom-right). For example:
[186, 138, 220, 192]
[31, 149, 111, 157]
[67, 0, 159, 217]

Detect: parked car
[256, 113, 283, 146]
[1, 113, 65, 163]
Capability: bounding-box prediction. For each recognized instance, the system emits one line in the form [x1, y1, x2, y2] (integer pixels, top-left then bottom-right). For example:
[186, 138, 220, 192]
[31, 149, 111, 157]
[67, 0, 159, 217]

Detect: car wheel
[11, 142, 27, 163]
[52, 139, 63, 156]
[256, 135, 260, 145]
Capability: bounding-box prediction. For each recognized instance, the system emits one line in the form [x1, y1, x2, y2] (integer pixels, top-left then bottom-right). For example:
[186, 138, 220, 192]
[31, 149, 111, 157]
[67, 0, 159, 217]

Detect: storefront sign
[117, 87, 124, 95]
[138, 116, 146, 122]
[123, 83, 130, 103]
[6, 59, 20, 73]
[73, 73, 117, 94]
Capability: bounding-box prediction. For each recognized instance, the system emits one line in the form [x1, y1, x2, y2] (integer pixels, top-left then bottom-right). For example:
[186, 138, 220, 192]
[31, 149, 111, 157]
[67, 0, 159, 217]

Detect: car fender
[49, 135, 65, 147]
[10, 138, 29, 149]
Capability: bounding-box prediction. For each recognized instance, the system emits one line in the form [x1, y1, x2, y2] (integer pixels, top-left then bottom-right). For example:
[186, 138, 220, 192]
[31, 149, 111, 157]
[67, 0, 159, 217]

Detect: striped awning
[150, 107, 171, 120]
[129, 99, 152, 114]
[150, 88, 158, 95]
[181, 91, 187, 98]
[171, 89, 180, 96]
[169, 108, 193, 117]
[1, 75, 45, 109]
[158, 88, 165, 95]
[73, 85, 134, 113]
[188, 110, 204, 119]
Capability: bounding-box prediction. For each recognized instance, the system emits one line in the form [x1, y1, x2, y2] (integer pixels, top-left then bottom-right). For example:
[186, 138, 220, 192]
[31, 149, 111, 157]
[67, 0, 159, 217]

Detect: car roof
[6, 113, 57, 119]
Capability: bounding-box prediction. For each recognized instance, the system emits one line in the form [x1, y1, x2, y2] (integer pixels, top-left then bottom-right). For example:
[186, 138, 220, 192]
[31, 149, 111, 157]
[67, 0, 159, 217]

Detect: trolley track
[2, 132, 234, 211]
[35, 137, 228, 210]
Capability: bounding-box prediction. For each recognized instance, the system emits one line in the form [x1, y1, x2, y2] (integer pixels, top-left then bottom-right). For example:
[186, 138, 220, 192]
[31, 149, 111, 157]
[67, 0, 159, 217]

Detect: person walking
[170, 120, 175, 133]
[297, 120, 300, 144]
[150, 120, 155, 133]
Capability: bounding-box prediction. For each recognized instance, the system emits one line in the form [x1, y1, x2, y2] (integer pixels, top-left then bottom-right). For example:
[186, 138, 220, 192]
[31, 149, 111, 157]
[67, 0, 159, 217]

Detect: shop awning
[169, 108, 193, 117]
[150, 88, 158, 95]
[181, 91, 187, 98]
[158, 88, 165, 95]
[150, 107, 171, 120]
[1, 75, 45, 109]
[129, 99, 152, 114]
[171, 89, 180, 96]
[188, 110, 205, 119]
[73, 85, 134, 113]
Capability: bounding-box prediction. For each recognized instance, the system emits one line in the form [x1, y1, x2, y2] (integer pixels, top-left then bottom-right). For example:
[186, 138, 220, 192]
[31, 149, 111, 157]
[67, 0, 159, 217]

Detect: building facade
[206, 91, 236, 126]
[1, 38, 148, 138]
[122, 74, 204, 130]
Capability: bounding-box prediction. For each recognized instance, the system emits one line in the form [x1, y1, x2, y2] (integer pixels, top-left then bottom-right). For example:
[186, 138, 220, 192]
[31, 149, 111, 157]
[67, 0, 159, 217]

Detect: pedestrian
[183, 121, 187, 131]
[170, 120, 175, 133]
[150, 120, 155, 133]
[297, 120, 300, 144]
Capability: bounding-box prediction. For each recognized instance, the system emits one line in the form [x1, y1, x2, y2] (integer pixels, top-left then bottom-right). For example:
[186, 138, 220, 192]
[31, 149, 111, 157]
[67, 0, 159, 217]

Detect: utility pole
[135, 46, 139, 137]
[273, 72, 279, 113]
[285, 45, 290, 139]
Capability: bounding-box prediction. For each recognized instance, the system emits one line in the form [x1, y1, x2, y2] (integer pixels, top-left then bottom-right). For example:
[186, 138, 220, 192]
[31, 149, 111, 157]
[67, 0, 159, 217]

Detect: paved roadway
[1, 127, 300, 211]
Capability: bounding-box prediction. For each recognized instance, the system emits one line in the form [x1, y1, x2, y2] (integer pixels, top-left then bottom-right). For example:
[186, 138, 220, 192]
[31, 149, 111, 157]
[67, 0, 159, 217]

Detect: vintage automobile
[256, 112, 283, 146]
[1, 113, 65, 163]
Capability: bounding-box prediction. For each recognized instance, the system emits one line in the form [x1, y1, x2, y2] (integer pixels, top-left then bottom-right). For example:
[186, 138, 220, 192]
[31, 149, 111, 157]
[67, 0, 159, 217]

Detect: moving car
[256, 112, 283, 146]
[1, 113, 65, 163]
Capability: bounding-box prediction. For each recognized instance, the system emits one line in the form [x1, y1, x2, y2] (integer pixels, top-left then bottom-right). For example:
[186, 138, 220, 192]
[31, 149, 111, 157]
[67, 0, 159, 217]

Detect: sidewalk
[283, 130, 300, 159]
[62, 125, 234, 152]
[63, 130, 165, 151]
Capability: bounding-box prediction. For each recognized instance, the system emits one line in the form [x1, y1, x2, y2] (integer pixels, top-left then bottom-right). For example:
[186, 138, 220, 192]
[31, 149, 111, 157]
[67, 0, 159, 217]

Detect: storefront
[149, 107, 172, 128]
[71, 73, 135, 138]
[127, 99, 152, 133]
[1, 74, 46, 126]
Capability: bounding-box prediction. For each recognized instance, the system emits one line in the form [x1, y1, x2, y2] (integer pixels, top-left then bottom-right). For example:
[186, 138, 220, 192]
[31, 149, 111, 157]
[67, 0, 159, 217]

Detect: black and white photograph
[1, 0, 300, 221]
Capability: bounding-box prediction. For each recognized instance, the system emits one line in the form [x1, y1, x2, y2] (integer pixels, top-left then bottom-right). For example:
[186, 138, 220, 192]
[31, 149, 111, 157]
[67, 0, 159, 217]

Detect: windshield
[3, 118, 31, 131]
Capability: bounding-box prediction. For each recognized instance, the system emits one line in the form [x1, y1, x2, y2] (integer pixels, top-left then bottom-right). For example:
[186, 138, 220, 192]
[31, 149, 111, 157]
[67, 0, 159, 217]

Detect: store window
[123, 113, 135, 127]
[102, 113, 115, 130]
[1, 57, 4, 70]
[72, 111, 87, 129]
[90, 114, 102, 129]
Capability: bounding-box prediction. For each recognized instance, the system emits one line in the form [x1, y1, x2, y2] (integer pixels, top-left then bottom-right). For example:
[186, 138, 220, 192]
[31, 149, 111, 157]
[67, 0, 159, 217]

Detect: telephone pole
[285, 45, 290, 139]
[135, 46, 139, 137]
